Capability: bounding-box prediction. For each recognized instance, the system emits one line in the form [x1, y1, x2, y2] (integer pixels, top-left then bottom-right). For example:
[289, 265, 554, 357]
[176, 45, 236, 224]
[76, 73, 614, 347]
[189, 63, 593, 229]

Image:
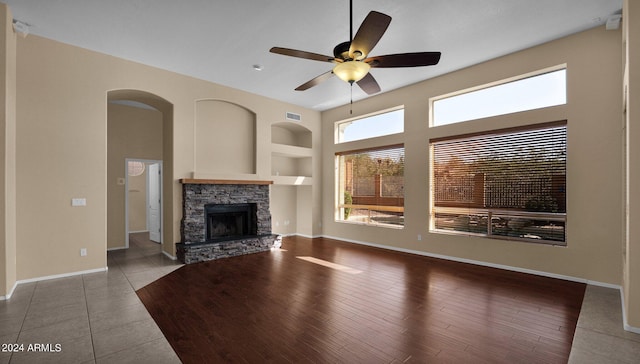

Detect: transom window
[336, 108, 404, 143]
[430, 122, 567, 244]
[431, 67, 566, 126]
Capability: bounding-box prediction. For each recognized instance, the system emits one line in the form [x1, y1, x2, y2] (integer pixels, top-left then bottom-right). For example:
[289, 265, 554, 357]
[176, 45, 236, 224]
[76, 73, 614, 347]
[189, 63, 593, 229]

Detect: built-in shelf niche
[271, 122, 313, 185]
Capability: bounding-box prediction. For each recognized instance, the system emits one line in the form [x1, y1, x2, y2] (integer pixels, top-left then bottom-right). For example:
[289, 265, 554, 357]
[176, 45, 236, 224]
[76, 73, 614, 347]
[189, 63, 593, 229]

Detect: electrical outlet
[80, 248, 87, 257]
[417, 234, 422, 241]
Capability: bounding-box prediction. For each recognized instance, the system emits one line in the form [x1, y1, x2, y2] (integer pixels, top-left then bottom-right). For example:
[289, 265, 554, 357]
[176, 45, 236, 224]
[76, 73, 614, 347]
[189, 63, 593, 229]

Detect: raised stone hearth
[176, 179, 279, 264]
[177, 235, 280, 264]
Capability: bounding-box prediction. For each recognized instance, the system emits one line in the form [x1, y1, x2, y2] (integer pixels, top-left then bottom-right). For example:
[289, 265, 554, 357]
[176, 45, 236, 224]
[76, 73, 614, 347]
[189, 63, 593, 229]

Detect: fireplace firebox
[205, 203, 257, 241]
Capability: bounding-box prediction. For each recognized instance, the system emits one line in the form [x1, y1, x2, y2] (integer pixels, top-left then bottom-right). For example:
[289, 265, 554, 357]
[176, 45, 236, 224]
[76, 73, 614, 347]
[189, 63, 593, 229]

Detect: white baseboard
[321, 234, 640, 333]
[0, 281, 19, 300]
[0, 267, 109, 301]
[16, 267, 109, 285]
[620, 289, 640, 334]
[162, 250, 177, 261]
[285, 233, 323, 239]
[322, 234, 599, 284]
[624, 324, 640, 334]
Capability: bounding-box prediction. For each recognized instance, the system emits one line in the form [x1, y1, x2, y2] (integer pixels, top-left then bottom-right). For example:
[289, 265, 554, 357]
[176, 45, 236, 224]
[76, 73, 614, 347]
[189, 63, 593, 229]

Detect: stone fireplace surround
[176, 179, 279, 264]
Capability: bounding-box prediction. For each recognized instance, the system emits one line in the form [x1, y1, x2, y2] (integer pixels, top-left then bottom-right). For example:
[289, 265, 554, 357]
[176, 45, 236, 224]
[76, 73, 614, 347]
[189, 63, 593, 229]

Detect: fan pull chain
[350, 84, 353, 115]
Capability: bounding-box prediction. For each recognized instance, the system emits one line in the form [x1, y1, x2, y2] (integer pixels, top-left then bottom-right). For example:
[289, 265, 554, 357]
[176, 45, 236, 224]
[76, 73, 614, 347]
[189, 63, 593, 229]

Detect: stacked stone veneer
[177, 182, 277, 264]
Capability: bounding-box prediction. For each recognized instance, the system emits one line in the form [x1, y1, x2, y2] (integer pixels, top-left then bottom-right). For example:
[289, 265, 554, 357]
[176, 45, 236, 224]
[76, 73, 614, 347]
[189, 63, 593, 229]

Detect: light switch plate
[71, 198, 86, 207]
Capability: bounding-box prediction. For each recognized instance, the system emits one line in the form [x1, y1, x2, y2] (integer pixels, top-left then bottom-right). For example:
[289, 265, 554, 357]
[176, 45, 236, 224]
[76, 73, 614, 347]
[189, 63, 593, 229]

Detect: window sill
[336, 219, 404, 230]
[430, 228, 567, 246]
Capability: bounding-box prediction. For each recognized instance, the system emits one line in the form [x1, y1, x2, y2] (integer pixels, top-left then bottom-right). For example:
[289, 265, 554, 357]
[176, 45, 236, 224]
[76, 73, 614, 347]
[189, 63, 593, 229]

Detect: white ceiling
[4, 0, 623, 111]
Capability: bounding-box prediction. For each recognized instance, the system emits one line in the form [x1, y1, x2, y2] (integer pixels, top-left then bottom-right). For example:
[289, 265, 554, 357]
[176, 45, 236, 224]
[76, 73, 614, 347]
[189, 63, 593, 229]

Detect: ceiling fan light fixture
[333, 61, 370, 83]
[269, 2, 439, 96]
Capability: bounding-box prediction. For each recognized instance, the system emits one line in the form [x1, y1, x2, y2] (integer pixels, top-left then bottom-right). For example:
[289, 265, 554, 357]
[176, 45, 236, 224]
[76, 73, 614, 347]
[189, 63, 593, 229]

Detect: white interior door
[147, 163, 162, 243]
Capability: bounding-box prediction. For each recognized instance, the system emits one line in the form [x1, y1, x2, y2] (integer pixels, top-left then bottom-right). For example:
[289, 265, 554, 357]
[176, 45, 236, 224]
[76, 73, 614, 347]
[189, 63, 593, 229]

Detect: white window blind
[337, 145, 405, 227]
[431, 121, 567, 243]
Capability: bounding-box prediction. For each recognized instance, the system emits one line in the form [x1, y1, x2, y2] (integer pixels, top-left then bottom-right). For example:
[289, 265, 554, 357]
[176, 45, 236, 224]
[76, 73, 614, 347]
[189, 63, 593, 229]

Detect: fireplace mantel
[179, 178, 273, 185]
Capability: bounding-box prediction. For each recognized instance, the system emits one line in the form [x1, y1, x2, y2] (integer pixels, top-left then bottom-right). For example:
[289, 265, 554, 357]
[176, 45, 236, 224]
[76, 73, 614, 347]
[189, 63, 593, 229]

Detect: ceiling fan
[269, 0, 441, 95]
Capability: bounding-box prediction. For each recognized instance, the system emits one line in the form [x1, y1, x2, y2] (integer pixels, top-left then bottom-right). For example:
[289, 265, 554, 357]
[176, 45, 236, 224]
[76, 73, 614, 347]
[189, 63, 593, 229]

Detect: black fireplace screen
[205, 203, 257, 241]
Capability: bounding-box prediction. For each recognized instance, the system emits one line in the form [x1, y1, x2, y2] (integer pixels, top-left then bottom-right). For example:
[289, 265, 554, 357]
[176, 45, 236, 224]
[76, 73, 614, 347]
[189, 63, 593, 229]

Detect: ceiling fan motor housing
[334, 41, 353, 60]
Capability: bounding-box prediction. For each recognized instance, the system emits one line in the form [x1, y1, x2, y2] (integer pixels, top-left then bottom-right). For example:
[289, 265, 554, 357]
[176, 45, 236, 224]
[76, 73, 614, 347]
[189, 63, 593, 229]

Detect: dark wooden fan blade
[366, 52, 441, 68]
[295, 71, 334, 91]
[356, 72, 381, 95]
[270, 47, 334, 62]
[349, 11, 391, 59]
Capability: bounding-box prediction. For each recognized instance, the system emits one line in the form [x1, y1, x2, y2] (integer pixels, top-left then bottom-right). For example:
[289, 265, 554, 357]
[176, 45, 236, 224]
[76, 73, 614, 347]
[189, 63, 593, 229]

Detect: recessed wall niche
[271, 122, 313, 185]
[271, 121, 311, 148]
[195, 100, 256, 175]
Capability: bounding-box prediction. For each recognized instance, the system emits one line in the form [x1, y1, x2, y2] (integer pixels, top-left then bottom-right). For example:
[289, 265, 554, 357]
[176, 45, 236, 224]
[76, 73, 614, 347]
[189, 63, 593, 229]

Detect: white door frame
[125, 158, 163, 248]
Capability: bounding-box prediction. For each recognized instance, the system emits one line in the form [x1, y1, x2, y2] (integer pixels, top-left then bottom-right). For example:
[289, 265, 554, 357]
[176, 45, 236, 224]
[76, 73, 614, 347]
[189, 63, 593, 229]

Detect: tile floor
[568, 285, 640, 363]
[0, 233, 182, 364]
[1, 234, 639, 363]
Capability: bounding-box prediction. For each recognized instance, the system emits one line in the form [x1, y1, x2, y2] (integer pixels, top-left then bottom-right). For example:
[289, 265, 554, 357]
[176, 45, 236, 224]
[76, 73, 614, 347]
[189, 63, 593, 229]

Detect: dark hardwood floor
[136, 236, 585, 363]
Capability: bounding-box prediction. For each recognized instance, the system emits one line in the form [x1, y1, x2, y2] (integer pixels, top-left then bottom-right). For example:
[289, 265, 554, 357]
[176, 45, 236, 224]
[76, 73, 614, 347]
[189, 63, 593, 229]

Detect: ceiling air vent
[286, 112, 301, 122]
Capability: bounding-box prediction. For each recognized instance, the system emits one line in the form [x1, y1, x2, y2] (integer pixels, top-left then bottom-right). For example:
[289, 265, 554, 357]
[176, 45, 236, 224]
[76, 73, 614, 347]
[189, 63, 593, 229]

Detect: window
[337, 145, 405, 227]
[430, 122, 567, 244]
[127, 161, 145, 176]
[432, 68, 566, 126]
[336, 108, 404, 143]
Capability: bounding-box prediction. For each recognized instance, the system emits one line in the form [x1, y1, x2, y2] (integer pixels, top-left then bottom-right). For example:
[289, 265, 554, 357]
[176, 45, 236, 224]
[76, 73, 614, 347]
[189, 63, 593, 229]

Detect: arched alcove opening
[271, 121, 312, 148]
[107, 90, 174, 257]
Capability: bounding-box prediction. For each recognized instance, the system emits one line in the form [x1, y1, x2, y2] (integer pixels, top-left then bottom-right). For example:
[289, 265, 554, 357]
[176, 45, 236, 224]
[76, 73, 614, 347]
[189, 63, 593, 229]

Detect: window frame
[429, 65, 567, 127]
[335, 144, 406, 229]
[429, 121, 567, 245]
[335, 106, 404, 144]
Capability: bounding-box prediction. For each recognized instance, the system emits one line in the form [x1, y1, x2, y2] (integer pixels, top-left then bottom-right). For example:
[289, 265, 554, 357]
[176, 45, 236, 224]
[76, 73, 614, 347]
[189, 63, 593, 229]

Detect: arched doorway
[106, 90, 174, 258]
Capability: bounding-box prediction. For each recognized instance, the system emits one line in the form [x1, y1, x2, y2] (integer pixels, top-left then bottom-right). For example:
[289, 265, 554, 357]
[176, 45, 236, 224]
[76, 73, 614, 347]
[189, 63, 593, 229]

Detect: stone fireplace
[176, 179, 279, 264]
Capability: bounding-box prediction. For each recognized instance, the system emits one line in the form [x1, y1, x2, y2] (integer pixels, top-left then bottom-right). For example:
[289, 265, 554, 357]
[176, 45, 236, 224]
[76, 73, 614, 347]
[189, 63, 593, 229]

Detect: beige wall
[107, 103, 163, 249]
[15, 33, 321, 280]
[322, 26, 624, 285]
[270, 185, 298, 236]
[195, 100, 256, 175]
[624, 0, 640, 329]
[0, 3, 16, 297]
